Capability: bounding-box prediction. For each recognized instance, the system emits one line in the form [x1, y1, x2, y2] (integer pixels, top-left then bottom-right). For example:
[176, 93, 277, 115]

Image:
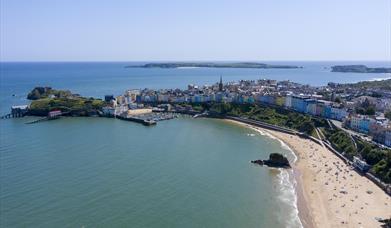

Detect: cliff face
[27, 87, 73, 100]
[27, 87, 53, 100]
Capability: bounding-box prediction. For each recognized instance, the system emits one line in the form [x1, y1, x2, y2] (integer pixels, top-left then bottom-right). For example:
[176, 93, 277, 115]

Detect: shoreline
[294, 168, 314, 228]
[224, 119, 391, 228]
[227, 119, 313, 228]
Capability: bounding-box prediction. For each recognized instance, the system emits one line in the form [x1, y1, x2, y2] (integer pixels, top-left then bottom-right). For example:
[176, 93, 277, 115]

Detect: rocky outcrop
[27, 87, 53, 100]
[27, 87, 73, 100]
[379, 217, 391, 228]
[251, 153, 291, 168]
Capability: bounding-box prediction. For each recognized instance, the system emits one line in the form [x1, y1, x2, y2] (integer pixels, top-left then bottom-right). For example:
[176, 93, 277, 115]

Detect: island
[331, 65, 391, 73]
[251, 153, 291, 168]
[27, 87, 106, 116]
[126, 62, 301, 69]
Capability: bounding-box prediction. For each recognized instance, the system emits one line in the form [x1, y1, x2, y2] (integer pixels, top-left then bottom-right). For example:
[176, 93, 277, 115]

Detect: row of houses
[284, 95, 348, 120]
[373, 129, 391, 147]
[110, 88, 350, 122]
[343, 115, 391, 147]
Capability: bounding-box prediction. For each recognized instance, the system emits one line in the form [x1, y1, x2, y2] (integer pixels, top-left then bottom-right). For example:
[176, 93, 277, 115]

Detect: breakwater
[115, 115, 156, 126]
[114, 112, 179, 126]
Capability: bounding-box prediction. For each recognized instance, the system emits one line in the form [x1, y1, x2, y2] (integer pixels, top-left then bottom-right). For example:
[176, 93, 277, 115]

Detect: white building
[284, 95, 292, 108]
[102, 107, 115, 116]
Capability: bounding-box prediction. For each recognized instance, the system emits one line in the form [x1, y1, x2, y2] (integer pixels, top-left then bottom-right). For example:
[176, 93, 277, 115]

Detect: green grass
[356, 139, 391, 183]
[29, 97, 106, 116]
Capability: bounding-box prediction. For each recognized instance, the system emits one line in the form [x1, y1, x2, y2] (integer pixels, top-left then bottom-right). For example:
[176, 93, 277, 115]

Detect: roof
[11, 105, 28, 109]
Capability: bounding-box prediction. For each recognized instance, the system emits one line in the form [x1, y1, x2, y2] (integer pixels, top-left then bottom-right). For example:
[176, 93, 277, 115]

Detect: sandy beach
[226, 119, 391, 228]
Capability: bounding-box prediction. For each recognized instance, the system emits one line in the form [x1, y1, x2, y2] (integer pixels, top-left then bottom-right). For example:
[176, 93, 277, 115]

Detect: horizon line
[1, 59, 390, 63]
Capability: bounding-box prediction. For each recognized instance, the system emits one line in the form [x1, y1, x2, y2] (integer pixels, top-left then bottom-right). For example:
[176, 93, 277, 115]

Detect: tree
[298, 120, 315, 134]
[335, 96, 341, 103]
[366, 106, 375, 115]
[355, 106, 375, 115]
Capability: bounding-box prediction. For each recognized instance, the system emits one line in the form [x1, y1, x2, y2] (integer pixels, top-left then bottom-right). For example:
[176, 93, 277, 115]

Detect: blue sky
[0, 0, 390, 61]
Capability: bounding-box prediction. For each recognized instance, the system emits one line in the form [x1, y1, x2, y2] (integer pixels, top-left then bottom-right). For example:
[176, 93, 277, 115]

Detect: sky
[0, 0, 390, 61]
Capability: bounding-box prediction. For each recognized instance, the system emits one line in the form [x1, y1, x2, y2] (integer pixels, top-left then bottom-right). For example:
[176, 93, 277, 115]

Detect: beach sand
[226, 119, 391, 228]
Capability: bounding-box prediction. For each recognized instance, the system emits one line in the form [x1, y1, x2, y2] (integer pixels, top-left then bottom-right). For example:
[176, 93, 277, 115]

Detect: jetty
[115, 115, 156, 126]
[25, 110, 63, 124]
[114, 109, 179, 126]
[25, 117, 49, 124]
[1, 105, 29, 119]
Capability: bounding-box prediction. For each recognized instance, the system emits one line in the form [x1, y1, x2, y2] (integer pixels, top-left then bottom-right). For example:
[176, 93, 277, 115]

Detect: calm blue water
[1, 61, 390, 115]
[1, 116, 300, 228]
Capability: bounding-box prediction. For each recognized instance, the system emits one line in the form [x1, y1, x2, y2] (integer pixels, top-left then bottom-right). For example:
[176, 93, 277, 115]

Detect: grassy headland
[27, 87, 106, 116]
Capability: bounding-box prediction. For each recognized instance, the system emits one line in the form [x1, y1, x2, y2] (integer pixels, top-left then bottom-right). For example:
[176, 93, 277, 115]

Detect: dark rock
[251, 159, 264, 165]
[379, 217, 391, 228]
[251, 153, 291, 168]
[27, 87, 52, 100]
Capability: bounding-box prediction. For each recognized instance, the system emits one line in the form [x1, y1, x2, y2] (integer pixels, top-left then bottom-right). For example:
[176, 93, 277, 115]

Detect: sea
[0, 61, 390, 227]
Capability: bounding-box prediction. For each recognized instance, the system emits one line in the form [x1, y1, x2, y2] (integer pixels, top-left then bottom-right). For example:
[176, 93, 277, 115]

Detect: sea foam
[250, 126, 303, 228]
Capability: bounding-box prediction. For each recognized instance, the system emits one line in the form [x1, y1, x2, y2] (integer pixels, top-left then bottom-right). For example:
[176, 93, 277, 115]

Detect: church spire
[219, 75, 223, 91]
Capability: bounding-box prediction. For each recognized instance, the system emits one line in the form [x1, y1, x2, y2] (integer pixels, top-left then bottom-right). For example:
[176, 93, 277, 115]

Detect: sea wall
[226, 116, 297, 135]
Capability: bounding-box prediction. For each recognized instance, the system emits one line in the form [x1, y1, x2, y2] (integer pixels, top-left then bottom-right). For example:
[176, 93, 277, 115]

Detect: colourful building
[305, 99, 317, 116]
[385, 130, 391, 147]
[291, 96, 308, 113]
[349, 116, 375, 134]
[48, 110, 62, 118]
[330, 107, 348, 120]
